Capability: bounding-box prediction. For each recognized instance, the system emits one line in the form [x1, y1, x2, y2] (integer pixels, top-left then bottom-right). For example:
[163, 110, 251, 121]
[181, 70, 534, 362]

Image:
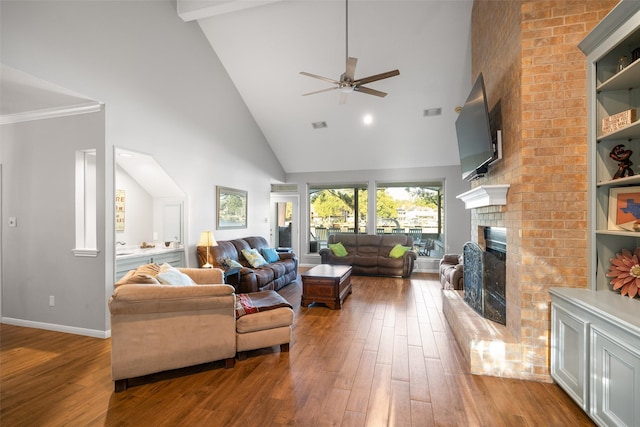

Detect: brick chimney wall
[469, 0, 617, 380]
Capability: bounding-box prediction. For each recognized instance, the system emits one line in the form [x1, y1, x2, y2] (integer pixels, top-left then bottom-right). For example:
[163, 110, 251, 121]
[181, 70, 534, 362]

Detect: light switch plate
[8, 217, 16, 227]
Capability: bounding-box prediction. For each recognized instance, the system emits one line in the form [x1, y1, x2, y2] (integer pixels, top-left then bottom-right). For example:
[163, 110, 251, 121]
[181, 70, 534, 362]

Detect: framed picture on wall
[115, 189, 125, 231]
[608, 186, 640, 231]
[216, 186, 247, 229]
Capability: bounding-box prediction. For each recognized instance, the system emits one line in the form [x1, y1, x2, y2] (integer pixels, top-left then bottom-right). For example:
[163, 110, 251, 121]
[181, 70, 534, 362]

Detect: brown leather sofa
[439, 254, 464, 290]
[319, 234, 416, 277]
[197, 236, 298, 293]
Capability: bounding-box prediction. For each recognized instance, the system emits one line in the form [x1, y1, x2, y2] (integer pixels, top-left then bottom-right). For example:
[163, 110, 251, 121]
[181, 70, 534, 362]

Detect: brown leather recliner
[197, 236, 298, 293]
[439, 254, 464, 290]
[319, 234, 416, 278]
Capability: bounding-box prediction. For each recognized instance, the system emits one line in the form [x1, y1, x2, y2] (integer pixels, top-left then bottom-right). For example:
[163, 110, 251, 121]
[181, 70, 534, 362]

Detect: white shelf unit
[588, 5, 640, 294]
[549, 3, 640, 426]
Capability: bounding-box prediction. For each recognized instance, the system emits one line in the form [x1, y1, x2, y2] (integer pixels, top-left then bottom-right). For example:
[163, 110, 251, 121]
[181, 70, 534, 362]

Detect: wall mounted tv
[455, 72, 497, 181]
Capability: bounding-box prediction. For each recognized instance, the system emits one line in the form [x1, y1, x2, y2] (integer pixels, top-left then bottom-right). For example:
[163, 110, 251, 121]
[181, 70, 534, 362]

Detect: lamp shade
[198, 231, 217, 247]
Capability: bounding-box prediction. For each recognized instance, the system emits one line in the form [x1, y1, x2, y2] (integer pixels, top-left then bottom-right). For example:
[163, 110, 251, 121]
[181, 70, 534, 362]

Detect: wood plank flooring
[0, 273, 594, 426]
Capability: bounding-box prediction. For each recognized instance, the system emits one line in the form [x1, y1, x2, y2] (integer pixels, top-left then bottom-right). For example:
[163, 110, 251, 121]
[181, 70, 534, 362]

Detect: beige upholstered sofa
[109, 265, 293, 391]
[235, 292, 294, 360]
[439, 254, 464, 290]
[109, 267, 236, 392]
[319, 234, 416, 278]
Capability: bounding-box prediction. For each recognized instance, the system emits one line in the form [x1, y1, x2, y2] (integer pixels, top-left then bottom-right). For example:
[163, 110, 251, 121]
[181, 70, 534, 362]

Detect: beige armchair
[109, 267, 236, 392]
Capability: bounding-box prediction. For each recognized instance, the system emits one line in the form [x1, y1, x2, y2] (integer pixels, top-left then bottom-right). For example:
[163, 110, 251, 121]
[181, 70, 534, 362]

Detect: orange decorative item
[606, 248, 640, 298]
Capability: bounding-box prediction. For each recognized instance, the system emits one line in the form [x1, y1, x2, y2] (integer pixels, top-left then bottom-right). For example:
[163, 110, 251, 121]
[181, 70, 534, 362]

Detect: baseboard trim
[413, 267, 438, 273]
[1, 317, 110, 339]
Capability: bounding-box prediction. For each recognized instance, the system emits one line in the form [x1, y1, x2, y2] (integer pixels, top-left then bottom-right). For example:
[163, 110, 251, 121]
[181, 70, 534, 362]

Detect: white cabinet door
[590, 325, 640, 427]
[551, 304, 589, 411]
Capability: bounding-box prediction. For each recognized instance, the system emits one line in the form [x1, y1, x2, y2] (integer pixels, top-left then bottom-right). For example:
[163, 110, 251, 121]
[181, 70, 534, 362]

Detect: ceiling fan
[300, 0, 400, 104]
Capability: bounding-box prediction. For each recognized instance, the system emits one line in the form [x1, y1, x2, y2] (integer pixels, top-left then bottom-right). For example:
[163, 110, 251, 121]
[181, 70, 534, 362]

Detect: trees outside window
[308, 182, 443, 257]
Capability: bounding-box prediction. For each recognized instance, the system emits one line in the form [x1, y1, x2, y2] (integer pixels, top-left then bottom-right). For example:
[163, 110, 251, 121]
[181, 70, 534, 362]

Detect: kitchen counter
[115, 246, 186, 280]
[116, 246, 184, 260]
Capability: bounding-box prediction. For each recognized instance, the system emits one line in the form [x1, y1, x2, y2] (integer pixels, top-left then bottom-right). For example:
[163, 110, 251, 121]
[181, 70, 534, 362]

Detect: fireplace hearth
[463, 227, 507, 325]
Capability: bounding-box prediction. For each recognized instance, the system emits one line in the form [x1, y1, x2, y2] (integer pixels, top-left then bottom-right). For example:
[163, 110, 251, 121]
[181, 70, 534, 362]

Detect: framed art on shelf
[216, 186, 247, 230]
[608, 186, 640, 231]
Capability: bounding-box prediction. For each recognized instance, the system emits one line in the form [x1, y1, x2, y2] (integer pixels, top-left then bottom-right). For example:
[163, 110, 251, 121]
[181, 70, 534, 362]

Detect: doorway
[270, 194, 299, 256]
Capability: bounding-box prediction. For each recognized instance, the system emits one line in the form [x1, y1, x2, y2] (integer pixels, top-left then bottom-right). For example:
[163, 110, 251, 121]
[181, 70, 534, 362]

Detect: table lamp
[198, 230, 217, 268]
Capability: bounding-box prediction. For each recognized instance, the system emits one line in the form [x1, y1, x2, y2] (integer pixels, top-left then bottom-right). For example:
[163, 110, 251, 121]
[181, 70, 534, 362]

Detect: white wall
[1, 0, 285, 334]
[1, 111, 108, 333]
[115, 166, 154, 246]
[286, 164, 471, 266]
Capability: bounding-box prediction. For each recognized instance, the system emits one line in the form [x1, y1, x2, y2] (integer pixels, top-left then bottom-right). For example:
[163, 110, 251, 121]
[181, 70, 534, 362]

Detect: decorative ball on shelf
[609, 144, 635, 179]
[606, 248, 640, 298]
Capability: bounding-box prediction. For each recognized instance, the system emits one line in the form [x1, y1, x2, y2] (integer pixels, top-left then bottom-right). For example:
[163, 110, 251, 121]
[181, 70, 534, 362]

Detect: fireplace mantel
[456, 184, 510, 209]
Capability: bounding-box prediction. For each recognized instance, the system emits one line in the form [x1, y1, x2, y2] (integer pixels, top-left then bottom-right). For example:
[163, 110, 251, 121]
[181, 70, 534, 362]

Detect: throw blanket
[236, 290, 293, 318]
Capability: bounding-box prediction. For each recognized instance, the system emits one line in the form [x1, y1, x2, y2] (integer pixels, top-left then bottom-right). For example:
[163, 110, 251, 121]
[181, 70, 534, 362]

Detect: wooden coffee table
[301, 264, 352, 309]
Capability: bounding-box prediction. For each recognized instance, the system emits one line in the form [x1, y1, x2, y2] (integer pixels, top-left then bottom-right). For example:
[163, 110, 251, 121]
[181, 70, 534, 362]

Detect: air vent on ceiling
[311, 121, 328, 129]
[423, 108, 442, 117]
[271, 184, 298, 193]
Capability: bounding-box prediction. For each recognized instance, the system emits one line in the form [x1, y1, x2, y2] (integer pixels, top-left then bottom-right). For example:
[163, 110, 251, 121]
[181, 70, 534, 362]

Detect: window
[309, 184, 368, 250]
[376, 183, 443, 258]
[73, 149, 99, 257]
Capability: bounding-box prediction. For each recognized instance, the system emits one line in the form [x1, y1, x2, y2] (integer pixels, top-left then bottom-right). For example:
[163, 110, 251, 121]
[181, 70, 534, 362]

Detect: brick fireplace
[443, 0, 618, 382]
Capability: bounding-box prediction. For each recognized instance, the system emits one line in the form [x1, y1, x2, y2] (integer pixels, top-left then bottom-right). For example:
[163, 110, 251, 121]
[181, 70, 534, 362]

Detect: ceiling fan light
[340, 86, 355, 94]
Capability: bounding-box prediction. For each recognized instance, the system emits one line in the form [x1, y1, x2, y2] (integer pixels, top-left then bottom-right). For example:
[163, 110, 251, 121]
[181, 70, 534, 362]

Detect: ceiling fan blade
[354, 85, 387, 98]
[339, 92, 349, 105]
[354, 69, 400, 86]
[302, 86, 339, 97]
[344, 57, 357, 81]
[300, 71, 340, 85]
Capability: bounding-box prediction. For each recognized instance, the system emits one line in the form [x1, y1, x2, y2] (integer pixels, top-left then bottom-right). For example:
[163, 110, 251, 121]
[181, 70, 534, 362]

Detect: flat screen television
[455, 73, 495, 181]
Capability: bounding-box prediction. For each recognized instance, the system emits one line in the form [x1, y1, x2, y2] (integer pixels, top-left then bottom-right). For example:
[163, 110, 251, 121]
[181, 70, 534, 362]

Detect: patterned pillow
[241, 248, 268, 268]
[261, 247, 280, 263]
[217, 257, 243, 269]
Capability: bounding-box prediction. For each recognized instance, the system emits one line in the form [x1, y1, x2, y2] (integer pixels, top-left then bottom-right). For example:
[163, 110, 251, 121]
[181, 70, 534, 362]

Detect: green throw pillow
[389, 244, 411, 258]
[328, 242, 348, 257]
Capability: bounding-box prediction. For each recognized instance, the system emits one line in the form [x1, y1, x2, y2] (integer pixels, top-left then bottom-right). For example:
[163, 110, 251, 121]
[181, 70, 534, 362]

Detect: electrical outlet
[49, 296, 55, 307]
[8, 217, 17, 227]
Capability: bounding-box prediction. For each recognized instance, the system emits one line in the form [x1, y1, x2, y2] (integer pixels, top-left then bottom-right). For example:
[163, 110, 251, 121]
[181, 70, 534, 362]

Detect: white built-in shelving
[550, 2, 640, 426]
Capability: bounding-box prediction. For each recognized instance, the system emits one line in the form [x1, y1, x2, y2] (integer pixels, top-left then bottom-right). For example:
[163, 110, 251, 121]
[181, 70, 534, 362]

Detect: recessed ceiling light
[423, 108, 442, 117]
[363, 114, 373, 125]
[311, 121, 327, 129]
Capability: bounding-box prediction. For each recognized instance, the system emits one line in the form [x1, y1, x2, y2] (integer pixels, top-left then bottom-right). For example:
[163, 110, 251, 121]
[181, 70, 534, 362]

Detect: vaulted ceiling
[0, 1, 475, 175]
[179, 0, 474, 173]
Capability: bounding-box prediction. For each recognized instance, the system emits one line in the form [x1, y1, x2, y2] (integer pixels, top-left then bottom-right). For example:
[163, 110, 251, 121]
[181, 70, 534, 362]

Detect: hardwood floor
[1, 273, 593, 426]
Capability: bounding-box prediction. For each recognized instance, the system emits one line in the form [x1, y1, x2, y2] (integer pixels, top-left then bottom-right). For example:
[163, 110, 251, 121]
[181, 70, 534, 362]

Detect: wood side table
[301, 264, 352, 309]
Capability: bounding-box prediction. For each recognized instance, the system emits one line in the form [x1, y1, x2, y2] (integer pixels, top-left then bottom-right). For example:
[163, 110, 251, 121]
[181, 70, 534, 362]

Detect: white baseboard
[2, 317, 110, 339]
[413, 268, 438, 273]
